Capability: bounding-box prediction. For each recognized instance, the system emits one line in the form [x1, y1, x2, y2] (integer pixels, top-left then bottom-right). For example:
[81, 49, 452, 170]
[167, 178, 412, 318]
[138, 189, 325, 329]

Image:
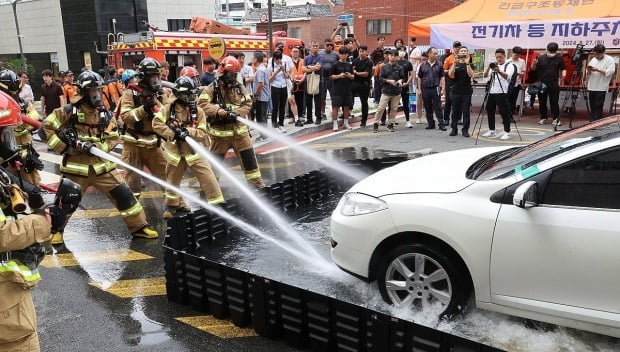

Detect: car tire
[377, 243, 470, 318]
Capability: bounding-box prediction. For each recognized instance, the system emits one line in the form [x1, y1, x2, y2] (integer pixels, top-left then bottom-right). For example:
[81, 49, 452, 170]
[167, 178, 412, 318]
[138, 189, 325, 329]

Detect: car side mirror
[513, 181, 539, 209]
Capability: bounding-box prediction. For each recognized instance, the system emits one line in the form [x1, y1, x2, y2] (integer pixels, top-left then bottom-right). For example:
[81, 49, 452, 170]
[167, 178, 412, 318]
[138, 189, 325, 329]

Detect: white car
[331, 117, 620, 338]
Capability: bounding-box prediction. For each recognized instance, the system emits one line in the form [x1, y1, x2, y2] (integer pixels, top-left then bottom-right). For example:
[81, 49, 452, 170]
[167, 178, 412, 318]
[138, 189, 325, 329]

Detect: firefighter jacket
[14, 102, 41, 147]
[152, 97, 208, 167]
[197, 80, 252, 137]
[0, 209, 50, 290]
[119, 87, 164, 148]
[43, 97, 120, 177]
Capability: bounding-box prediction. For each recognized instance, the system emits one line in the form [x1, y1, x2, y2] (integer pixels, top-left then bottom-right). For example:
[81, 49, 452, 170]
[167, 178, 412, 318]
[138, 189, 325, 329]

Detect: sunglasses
[326, 43, 334, 47]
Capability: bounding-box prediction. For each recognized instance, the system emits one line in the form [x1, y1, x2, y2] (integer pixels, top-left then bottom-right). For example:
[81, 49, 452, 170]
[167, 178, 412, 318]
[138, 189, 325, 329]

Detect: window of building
[253, 2, 262, 8]
[289, 27, 301, 39]
[168, 19, 191, 31]
[221, 3, 245, 11]
[366, 20, 391, 36]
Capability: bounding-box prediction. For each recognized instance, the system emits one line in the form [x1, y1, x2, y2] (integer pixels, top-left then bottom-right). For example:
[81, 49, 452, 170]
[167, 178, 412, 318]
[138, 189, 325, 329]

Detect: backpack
[504, 63, 518, 95]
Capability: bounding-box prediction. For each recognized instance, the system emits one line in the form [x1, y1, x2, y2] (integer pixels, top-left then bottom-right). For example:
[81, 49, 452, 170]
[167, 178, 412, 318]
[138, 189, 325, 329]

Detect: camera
[457, 54, 467, 59]
[489, 62, 498, 69]
[572, 44, 591, 65]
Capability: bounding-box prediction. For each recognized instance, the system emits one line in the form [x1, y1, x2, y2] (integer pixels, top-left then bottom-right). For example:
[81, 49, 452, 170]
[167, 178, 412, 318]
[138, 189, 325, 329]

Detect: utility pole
[267, 0, 273, 57]
[11, 0, 26, 71]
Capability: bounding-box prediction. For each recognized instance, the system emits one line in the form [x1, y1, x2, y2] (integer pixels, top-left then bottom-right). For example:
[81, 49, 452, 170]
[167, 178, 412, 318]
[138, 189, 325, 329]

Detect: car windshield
[468, 117, 620, 180]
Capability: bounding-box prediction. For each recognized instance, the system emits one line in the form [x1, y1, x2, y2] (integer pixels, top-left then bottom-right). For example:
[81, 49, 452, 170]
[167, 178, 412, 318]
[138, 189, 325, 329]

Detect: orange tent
[409, 0, 620, 44]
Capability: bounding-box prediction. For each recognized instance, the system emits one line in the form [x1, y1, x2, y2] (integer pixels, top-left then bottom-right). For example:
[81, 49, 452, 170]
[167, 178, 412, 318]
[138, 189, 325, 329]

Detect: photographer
[483, 48, 515, 140]
[448, 46, 475, 137]
[586, 44, 615, 121]
[531, 42, 566, 125]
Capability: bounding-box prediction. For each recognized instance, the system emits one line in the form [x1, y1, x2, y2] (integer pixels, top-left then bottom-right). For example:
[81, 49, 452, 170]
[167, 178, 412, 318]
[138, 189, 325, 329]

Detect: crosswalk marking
[90, 277, 166, 298]
[176, 316, 258, 338]
[41, 249, 153, 268]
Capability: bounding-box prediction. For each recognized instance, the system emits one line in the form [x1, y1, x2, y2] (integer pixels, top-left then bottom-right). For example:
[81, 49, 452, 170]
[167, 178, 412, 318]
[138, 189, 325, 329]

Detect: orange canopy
[409, 0, 620, 39]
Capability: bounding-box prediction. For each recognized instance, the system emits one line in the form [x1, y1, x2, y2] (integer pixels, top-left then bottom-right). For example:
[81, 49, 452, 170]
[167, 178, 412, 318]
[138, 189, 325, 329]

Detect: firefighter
[197, 56, 265, 188]
[1, 93, 82, 352]
[118, 58, 168, 199]
[43, 70, 158, 243]
[0, 70, 45, 209]
[152, 76, 224, 218]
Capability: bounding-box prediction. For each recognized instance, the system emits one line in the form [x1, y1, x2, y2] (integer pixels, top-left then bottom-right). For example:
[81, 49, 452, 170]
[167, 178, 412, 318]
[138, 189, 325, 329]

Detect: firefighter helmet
[0, 70, 22, 96]
[121, 69, 137, 85]
[0, 90, 23, 127]
[218, 56, 241, 74]
[173, 76, 198, 103]
[75, 70, 104, 95]
[180, 66, 200, 79]
[137, 58, 162, 79]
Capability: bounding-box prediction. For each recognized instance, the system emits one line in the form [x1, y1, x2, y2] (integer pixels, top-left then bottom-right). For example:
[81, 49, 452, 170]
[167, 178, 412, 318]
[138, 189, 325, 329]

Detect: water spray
[238, 117, 369, 181]
[184, 137, 326, 263]
[86, 146, 323, 266]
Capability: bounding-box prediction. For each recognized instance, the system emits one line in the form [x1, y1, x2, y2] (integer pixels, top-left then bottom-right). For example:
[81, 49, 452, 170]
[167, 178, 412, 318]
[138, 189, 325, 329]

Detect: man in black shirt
[531, 42, 566, 125]
[397, 46, 414, 128]
[373, 49, 406, 133]
[352, 45, 373, 126]
[40, 69, 65, 116]
[329, 47, 355, 132]
[418, 47, 446, 130]
[448, 46, 475, 137]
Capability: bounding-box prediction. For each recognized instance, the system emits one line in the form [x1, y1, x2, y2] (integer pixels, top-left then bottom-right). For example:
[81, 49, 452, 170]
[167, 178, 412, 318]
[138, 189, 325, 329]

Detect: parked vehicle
[331, 116, 620, 338]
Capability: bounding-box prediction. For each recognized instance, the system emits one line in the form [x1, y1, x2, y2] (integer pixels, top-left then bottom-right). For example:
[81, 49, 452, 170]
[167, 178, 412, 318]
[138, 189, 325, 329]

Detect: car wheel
[377, 243, 469, 317]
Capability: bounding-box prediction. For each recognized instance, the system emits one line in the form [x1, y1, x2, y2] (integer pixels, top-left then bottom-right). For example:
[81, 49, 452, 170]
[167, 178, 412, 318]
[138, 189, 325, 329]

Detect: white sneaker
[482, 130, 496, 138]
[288, 118, 295, 124]
[500, 132, 511, 140]
[538, 118, 548, 125]
[333, 121, 339, 132]
[406, 121, 413, 128]
[278, 126, 287, 133]
[343, 122, 352, 130]
[553, 119, 562, 126]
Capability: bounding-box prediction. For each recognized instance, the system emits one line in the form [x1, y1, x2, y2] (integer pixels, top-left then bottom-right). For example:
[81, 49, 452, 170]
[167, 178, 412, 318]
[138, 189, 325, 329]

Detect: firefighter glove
[172, 126, 189, 142]
[143, 98, 156, 117]
[76, 141, 95, 156]
[58, 128, 78, 147]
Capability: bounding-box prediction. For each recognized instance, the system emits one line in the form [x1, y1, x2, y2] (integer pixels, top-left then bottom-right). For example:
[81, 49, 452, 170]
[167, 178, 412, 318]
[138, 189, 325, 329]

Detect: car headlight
[340, 192, 388, 216]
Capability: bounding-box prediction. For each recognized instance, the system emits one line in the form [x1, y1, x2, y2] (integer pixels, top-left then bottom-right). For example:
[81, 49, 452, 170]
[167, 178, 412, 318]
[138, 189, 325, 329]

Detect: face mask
[89, 90, 103, 108]
[222, 72, 237, 86]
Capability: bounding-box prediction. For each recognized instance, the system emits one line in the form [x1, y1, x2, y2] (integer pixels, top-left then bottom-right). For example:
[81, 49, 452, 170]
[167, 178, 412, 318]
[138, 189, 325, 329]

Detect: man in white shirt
[482, 48, 515, 140]
[586, 44, 616, 121]
[506, 46, 526, 115]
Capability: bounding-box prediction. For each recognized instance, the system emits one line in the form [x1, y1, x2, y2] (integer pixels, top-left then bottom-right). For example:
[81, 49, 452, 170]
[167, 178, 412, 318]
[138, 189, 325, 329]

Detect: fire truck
[107, 30, 303, 80]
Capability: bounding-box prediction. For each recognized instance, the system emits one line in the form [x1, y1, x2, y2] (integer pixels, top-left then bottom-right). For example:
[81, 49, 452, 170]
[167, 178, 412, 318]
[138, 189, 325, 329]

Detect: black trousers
[509, 84, 521, 112]
[588, 90, 606, 121]
[486, 93, 511, 132]
[254, 100, 269, 124]
[443, 82, 453, 123]
[422, 86, 444, 127]
[271, 86, 287, 126]
[305, 92, 321, 122]
[400, 90, 410, 120]
[352, 83, 370, 124]
[538, 84, 560, 120]
[450, 92, 472, 132]
[293, 90, 305, 117]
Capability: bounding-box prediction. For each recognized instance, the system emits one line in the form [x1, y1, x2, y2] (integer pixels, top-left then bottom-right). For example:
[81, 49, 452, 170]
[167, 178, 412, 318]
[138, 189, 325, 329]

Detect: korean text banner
[430, 17, 620, 49]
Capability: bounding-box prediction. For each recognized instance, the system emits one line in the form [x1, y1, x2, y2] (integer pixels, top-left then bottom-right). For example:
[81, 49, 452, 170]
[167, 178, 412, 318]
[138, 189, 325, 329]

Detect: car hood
[349, 146, 513, 196]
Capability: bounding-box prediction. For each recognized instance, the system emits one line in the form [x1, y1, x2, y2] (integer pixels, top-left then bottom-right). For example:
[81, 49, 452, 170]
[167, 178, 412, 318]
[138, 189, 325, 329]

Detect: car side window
[542, 148, 620, 209]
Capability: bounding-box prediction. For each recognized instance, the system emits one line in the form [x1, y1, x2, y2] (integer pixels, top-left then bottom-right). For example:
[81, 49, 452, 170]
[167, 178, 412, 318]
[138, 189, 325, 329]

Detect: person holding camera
[483, 48, 515, 140]
[531, 42, 566, 125]
[586, 44, 615, 121]
[442, 41, 462, 126]
[448, 46, 475, 137]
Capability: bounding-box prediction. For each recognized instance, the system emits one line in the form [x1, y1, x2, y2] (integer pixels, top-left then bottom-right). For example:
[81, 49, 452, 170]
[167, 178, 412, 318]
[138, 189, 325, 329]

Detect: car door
[490, 147, 620, 317]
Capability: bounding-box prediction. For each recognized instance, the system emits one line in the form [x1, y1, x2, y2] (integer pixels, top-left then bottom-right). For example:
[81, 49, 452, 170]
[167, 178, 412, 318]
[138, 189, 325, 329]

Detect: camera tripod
[474, 70, 523, 144]
[554, 62, 588, 131]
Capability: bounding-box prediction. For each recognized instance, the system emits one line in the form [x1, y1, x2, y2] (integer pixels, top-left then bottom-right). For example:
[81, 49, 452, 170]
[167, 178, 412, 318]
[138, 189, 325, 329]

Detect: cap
[389, 49, 398, 56]
[453, 41, 462, 48]
[276, 42, 285, 48]
[383, 48, 391, 54]
[59, 71, 66, 76]
[65, 70, 74, 76]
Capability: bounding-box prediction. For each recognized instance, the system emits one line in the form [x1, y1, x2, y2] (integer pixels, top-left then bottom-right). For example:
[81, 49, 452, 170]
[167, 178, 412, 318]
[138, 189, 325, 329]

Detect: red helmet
[0, 90, 22, 127]
[179, 66, 200, 78]
[218, 56, 241, 74]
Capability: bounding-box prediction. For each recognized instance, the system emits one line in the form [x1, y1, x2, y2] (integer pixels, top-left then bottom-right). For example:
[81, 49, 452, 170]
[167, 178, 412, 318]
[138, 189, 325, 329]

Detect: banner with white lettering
[430, 17, 620, 49]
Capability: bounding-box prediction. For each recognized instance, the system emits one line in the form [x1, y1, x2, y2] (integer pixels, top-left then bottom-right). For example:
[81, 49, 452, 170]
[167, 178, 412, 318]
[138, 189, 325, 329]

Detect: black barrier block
[205, 261, 228, 319]
[281, 179, 297, 213]
[279, 283, 307, 347]
[224, 266, 251, 327]
[389, 317, 409, 352]
[411, 323, 444, 351]
[365, 311, 390, 352]
[166, 217, 188, 251]
[183, 254, 209, 312]
[332, 300, 364, 352]
[163, 247, 189, 304]
[306, 291, 334, 352]
[307, 171, 325, 202]
[249, 276, 282, 339]
[294, 174, 310, 207]
[269, 182, 284, 211]
[210, 214, 229, 242]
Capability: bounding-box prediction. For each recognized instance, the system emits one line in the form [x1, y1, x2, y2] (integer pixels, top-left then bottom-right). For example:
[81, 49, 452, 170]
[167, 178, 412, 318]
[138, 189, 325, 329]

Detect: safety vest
[0, 210, 42, 288]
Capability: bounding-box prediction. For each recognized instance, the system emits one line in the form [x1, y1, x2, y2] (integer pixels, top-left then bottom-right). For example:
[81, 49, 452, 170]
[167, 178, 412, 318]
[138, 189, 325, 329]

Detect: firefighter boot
[131, 225, 159, 239]
[51, 232, 64, 245]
